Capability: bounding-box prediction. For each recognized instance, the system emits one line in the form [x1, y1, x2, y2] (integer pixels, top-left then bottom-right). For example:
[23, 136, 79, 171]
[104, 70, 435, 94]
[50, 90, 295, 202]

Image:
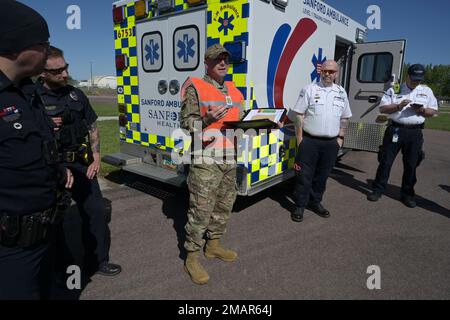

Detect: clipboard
[224, 108, 287, 129]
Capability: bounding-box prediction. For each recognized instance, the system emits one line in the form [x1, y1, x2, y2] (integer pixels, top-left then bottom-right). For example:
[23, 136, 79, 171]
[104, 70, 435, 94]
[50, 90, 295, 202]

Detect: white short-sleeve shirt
[381, 83, 438, 125]
[291, 82, 352, 138]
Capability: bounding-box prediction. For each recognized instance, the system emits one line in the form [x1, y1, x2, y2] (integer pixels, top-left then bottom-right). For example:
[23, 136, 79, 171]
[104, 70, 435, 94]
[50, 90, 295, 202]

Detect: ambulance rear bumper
[102, 152, 186, 187]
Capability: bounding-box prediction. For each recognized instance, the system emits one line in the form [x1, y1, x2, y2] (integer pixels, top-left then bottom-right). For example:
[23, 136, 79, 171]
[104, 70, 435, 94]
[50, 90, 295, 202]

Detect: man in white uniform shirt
[367, 64, 438, 208]
[290, 60, 352, 222]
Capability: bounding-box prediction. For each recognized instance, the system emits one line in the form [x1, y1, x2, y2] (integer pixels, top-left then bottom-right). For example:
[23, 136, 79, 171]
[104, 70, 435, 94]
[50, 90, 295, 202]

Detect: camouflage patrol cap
[204, 44, 230, 60]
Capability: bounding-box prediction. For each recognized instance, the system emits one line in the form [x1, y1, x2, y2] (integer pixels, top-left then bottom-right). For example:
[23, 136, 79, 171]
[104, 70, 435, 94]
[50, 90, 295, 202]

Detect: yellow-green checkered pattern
[114, 0, 296, 185]
[207, 0, 249, 91]
[207, 1, 296, 186]
[114, 1, 188, 151]
[237, 132, 296, 186]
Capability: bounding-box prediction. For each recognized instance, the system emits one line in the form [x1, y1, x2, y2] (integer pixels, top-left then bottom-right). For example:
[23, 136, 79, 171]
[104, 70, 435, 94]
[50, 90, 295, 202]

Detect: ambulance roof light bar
[135, 0, 148, 20]
[157, 0, 175, 12]
[273, 0, 289, 9]
[113, 5, 124, 24]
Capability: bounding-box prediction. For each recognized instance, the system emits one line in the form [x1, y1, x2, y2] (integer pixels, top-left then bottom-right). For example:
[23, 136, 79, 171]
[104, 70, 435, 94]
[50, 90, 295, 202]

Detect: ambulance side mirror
[224, 41, 246, 64]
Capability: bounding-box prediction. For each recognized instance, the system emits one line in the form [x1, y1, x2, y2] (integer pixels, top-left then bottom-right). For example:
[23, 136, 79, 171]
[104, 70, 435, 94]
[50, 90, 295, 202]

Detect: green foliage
[402, 63, 450, 99]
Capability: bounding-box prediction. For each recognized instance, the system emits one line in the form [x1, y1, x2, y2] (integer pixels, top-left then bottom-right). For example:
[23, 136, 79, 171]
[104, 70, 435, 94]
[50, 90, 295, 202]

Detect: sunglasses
[44, 63, 69, 75]
[321, 69, 337, 75]
[213, 55, 230, 64]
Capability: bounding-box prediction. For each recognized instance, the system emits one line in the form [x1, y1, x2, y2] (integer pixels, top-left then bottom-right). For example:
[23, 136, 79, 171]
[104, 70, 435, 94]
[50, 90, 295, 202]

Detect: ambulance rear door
[345, 40, 406, 152]
[135, 7, 206, 153]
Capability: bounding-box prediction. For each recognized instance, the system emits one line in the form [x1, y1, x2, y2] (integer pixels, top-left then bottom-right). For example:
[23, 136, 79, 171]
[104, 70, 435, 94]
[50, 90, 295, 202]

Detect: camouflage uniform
[182, 75, 244, 252]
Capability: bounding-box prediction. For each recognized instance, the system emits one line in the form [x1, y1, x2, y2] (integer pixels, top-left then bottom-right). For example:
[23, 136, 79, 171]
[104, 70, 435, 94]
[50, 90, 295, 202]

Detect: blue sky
[21, 0, 450, 80]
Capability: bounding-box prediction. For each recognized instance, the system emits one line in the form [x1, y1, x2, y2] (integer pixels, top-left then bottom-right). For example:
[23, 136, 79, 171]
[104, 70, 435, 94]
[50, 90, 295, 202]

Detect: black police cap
[0, 0, 49, 54]
[408, 64, 426, 81]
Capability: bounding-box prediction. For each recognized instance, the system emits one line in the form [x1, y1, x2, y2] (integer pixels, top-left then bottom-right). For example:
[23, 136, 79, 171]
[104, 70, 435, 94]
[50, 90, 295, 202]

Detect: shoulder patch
[298, 88, 306, 98]
[69, 91, 79, 101]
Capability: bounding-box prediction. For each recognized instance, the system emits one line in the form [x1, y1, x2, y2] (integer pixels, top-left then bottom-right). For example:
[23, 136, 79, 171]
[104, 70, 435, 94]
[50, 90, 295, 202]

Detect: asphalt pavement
[56, 129, 450, 300]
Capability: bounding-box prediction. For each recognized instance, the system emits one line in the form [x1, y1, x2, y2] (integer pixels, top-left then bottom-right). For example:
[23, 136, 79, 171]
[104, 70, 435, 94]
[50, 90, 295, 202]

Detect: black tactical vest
[42, 90, 89, 151]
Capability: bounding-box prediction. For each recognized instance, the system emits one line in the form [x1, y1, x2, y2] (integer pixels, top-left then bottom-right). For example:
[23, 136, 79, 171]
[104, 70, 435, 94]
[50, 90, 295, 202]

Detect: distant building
[77, 76, 117, 89]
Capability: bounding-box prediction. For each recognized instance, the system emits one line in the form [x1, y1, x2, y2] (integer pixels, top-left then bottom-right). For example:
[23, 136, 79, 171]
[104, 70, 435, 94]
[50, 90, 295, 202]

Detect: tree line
[402, 64, 450, 100]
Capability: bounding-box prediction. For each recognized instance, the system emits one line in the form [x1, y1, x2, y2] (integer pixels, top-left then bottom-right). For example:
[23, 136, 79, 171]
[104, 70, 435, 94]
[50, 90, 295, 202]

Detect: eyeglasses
[44, 64, 69, 75]
[322, 69, 337, 75]
[214, 55, 230, 64]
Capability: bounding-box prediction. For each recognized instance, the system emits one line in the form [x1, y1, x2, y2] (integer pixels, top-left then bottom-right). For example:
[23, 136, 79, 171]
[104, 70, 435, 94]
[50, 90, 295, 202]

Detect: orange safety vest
[181, 77, 243, 150]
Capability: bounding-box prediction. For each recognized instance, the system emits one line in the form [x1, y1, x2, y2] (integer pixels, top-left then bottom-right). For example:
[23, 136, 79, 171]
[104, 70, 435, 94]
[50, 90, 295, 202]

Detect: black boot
[96, 262, 122, 276]
[367, 192, 382, 202]
[307, 203, 330, 218]
[291, 207, 304, 222]
[401, 196, 416, 208]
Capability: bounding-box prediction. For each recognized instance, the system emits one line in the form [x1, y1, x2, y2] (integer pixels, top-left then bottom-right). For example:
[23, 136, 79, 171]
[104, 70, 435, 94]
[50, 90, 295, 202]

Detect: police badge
[69, 91, 79, 101]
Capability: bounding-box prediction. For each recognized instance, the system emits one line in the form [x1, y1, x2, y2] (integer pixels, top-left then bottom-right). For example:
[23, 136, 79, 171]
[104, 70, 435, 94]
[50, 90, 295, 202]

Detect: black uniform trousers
[293, 134, 340, 208]
[55, 163, 110, 273]
[372, 124, 424, 198]
[0, 242, 51, 299]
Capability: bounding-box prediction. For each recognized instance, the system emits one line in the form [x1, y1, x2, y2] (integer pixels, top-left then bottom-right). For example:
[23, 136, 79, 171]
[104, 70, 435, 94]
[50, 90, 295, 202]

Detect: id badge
[392, 134, 399, 143]
[225, 96, 233, 107]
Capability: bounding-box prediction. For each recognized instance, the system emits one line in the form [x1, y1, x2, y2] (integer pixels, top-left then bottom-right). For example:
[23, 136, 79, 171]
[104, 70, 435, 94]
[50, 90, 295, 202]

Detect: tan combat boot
[204, 239, 238, 262]
[184, 251, 210, 285]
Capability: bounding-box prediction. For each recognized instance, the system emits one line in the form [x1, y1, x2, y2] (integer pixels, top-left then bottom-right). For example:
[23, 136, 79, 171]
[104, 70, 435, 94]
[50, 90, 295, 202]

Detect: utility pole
[90, 61, 93, 88]
[90, 61, 94, 88]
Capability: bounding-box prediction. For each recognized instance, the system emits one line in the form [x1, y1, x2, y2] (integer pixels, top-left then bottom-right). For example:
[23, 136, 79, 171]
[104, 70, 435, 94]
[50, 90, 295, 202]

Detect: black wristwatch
[338, 135, 345, 140]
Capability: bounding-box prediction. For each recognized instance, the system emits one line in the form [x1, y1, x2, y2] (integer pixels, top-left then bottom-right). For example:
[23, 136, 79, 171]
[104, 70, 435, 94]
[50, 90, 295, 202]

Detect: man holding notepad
[367, 64, 439, 208]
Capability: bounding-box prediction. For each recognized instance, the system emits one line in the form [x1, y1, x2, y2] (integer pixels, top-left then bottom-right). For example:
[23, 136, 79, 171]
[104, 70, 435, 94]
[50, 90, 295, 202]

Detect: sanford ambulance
[104, 0, 405, 195]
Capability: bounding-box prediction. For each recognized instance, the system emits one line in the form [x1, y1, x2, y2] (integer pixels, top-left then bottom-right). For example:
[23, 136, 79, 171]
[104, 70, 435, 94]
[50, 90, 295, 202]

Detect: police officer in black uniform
[36, 46, 121, 277]
[367, 64, 438, 208]
[0, 0, 73, 299]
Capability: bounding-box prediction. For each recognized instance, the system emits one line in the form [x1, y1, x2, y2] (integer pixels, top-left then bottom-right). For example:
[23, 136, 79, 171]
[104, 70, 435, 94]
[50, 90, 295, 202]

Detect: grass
[94, 104, 449, 177]
[98, 120, 121, 177]
[91, 102, 117, 117]
[80, 87, 117, 96]
[426, 113, 450, 131]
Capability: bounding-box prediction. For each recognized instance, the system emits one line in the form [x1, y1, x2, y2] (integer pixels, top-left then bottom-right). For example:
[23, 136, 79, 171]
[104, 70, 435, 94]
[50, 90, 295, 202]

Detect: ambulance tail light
[187, 0, 206, 6]
[113, 6, 125, 24]
[115, 54, 129, 70]
[118, 104, 126, 114]
[273, 0, 288, 8]
[119, 115, 128, 127]
[135, 0, 148, 19]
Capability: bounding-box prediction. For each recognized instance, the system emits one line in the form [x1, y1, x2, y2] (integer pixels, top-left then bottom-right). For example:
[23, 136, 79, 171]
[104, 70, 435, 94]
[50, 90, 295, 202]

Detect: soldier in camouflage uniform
[180, 44, 244, 285]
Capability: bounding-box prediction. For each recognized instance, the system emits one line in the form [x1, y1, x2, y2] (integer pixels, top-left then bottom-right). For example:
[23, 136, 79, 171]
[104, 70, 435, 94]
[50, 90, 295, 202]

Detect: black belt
[60, 151, 80, 163]
[303, 131, 337, 141]
[390, 121, 424, 129]
[0, 207, 56, 248]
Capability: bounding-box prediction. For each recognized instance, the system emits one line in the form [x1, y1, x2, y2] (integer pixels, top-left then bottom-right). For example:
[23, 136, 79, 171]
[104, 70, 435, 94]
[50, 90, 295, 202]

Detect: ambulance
[103, 0, 405, 195]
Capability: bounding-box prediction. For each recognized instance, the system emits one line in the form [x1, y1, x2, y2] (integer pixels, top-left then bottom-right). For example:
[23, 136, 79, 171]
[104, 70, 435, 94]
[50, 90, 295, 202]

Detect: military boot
[184, 251, 210, 285]
[204, 239, 238, 262]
